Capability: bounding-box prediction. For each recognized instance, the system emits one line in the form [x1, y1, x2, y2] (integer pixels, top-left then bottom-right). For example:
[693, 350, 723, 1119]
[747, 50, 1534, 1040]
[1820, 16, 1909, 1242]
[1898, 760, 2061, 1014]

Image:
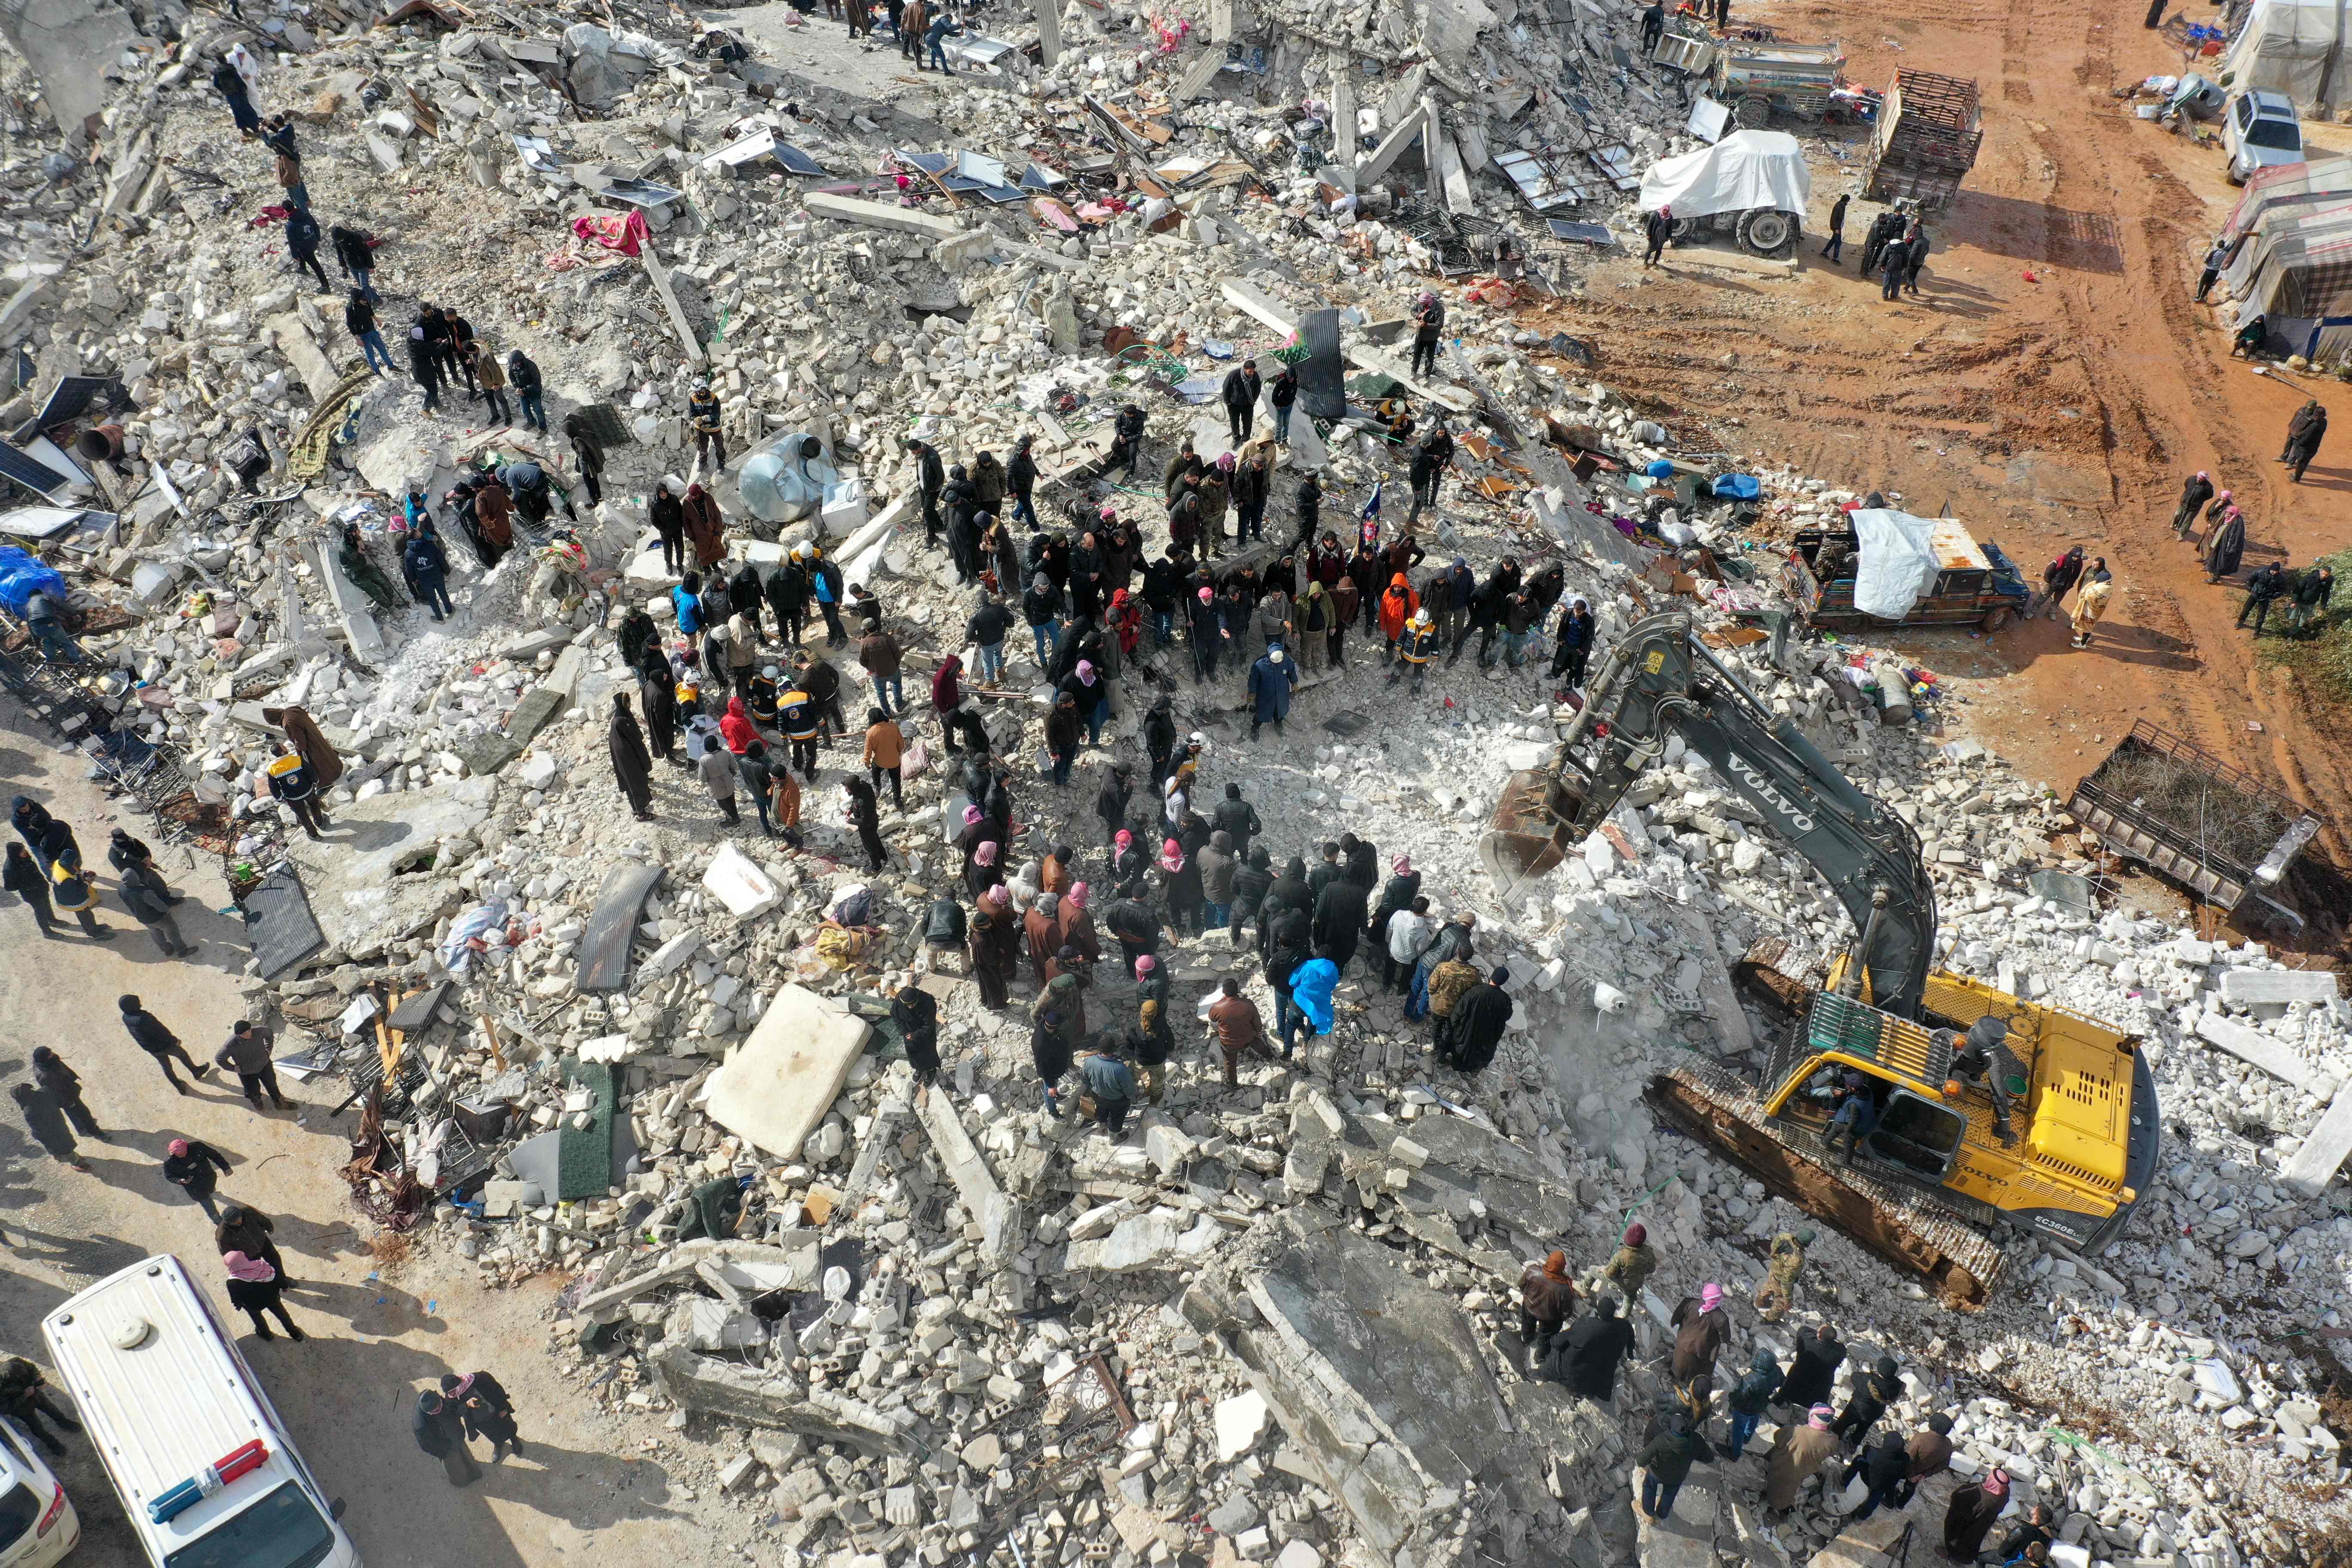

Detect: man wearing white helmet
[1391, 608, 1437, 693]
[688, 378, 725, 471]
[1247, 642, 1298, 741]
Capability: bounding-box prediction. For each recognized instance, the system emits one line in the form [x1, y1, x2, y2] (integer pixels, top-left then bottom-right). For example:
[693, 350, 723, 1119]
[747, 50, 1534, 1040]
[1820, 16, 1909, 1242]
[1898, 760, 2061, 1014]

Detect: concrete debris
[6, 0, 2344, 1561]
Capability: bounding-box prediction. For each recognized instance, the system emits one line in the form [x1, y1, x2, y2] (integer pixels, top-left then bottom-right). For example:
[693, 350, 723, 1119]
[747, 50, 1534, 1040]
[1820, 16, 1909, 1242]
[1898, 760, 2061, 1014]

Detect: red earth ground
[1506, 0, 2352, 951]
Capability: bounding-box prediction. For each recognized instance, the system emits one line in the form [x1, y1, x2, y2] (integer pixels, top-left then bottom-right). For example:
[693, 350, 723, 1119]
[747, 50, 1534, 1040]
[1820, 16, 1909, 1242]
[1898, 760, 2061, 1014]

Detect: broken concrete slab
[803, 190, 964, 243]
[297, 778, 495, 947]
[2282, 1083, 2352, 1197]
[2217, 968, 2340, 1006]
[700, 984, 872, 1160]
[269, 312, 343, 401]
[0, 0, 137, 139]
[2195, 1009, 2315, 1090]
[653, 1345, 914, 1453]
[913, 1087, 1020, 1266]
[1226, 1211, 1515, 1563]
[1286, 1096, 1577, 1252]
[577, 1237, 820, 1321]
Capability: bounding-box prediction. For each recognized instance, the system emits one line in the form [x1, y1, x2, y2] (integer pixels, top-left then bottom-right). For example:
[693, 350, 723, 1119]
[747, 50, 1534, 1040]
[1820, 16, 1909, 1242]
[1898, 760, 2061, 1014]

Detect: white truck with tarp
[1636, 128, 1812, 257]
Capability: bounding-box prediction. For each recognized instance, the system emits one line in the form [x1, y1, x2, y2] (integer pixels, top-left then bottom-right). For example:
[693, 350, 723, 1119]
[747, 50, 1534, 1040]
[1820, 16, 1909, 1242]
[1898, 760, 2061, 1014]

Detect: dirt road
[0, 711, 732, 1568]
[1525, 0, 2352, 930]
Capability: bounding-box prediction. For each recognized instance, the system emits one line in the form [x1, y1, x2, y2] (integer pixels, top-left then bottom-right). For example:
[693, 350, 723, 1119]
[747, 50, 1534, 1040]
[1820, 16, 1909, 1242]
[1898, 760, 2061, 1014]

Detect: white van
[40, 1257, 359, 1568]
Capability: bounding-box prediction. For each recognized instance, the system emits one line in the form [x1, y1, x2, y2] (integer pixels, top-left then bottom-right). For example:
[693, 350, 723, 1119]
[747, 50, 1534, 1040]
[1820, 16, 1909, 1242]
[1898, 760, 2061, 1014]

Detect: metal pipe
[1841, 886, 1889, 998]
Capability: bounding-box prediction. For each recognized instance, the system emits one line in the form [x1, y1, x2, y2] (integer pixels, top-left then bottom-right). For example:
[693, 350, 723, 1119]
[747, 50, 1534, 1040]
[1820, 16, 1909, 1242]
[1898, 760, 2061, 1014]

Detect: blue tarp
[0, 546, 66, 618]
[1712, 473, 1761, 499]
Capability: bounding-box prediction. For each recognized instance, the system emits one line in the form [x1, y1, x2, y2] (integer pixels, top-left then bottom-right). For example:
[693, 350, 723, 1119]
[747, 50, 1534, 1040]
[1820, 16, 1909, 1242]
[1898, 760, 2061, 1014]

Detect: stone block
[703, 842, 782, 917]
[1214, 1388, 1269, 1462]
[805, 190, 963, 242]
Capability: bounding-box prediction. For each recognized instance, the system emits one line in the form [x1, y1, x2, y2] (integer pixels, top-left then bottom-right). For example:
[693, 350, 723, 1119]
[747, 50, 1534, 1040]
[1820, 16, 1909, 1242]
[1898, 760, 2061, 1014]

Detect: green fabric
[555, 1058, 615, 1201]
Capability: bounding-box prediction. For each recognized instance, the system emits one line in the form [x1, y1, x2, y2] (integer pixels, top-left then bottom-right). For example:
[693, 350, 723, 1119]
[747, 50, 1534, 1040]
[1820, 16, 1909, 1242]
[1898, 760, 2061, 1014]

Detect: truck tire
[1740, 208, 1797, 257]
[1736, 95, 1773, 128]
[1981, 606, 2015, 633]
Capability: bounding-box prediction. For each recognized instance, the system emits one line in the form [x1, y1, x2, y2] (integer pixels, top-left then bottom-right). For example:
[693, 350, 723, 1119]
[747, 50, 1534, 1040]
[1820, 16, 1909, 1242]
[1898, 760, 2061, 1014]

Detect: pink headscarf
[984, 885, 1010, 907]
[1076, 661, 1096, 683]
[975, 841, 1000, 867]
[1115, 829, 1133, 849]
[1066, 882, 1089, 910]
[1135, 954, 1156, 974]
[1807, 1405, 1834, 1429]
[1198, 586, 1215, 602]
[1985, 1469, 2012, 1497]
[963, 805, 983, 826]
[168, 1138, 190, 1157]
[1160, 837, 1185, 872]
[1391, 854, 1412, 875]
[1215, 452, 1237, 472]
[1700, 1283, 1724, 1312]
[224, 1251, 276, 1283]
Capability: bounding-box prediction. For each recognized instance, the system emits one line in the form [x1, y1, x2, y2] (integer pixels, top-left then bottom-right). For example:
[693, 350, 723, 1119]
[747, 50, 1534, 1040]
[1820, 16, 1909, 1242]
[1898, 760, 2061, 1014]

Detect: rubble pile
[2, 0, 2349, 1563]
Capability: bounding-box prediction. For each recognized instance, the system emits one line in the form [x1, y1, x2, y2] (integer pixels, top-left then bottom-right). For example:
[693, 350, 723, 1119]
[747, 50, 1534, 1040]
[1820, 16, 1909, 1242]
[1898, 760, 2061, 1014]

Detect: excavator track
[1645, 1065, 2009, 1311]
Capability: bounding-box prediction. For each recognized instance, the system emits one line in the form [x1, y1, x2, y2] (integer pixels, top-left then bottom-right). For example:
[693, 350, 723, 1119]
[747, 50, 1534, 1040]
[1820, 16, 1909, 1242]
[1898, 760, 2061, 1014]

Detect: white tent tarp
[1636, 129, 1812, 220]
[1850, 508, 1942, 621]
[2223, 0, 2351, 115]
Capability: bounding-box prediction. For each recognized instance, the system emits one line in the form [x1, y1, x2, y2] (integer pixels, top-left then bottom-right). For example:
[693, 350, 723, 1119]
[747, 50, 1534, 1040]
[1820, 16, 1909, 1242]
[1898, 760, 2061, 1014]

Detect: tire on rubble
[1982, 605, 2016, 634]
[1735, 95, 1773, 129]
[1740, 208, 1798, 257]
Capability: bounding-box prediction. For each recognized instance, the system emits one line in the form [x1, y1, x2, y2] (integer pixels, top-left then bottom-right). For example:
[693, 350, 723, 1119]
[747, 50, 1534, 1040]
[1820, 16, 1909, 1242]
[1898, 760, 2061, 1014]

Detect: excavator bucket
[1479, 769, 1580, 893]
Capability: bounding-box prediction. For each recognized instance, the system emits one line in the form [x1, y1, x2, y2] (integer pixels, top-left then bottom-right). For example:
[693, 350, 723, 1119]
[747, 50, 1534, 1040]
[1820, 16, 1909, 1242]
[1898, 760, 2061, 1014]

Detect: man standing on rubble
[212, 53, 261, 136]
[285, 208, 329, 292]
[266, 740, 331, 838]
[508, 349, 549, 434]
[1639, 0, 1665, 53]
[346, 291, 394, 377]
[1409, 420, 1454, 521]
[1752, 1228, 1811, 1322]
[1410, 290, 1447, 379]
[688, 380, 726, 472]
[406, 322, 444, 414]
[404, 530, 453, 622]
[1222, 358, 1262, 444]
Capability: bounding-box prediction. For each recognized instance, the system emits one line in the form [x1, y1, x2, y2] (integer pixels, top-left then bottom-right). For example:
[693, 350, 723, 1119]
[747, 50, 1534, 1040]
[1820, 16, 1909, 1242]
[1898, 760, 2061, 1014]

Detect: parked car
[2223, 90, 2303, 185]
[0, 1417, 78, 1568]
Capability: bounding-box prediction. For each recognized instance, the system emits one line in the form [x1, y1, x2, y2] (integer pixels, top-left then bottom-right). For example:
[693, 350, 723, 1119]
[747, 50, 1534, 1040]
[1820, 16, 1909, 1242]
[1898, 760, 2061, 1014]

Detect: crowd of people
[2170, 440, 2338, 640]
[1513, 1228, 2058, 1561]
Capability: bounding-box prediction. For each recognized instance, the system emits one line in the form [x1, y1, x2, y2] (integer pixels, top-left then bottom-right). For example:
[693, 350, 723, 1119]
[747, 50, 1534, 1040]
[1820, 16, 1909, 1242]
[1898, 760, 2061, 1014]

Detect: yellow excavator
[1481, 613, 2159, 1307]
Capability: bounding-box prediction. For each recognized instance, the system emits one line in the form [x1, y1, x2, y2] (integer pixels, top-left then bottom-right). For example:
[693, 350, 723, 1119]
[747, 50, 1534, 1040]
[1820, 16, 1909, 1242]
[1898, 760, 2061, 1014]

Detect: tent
[1636, 129, 1811, 220]
[2221, 153, 2352, 242]
[2223, 201, 2352, 359]
[2223, 0, 2351, 115]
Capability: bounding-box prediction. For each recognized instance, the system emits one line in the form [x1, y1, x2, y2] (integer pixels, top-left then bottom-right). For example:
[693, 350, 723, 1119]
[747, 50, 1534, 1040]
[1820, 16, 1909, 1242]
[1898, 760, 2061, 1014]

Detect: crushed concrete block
[718, 1452, 760, 1491]
[1214, 1389, 1268, 1462]
[642, 929, 704, 979]
[703, 841, 783, 918]
[1066, 1210, 1184, 1272]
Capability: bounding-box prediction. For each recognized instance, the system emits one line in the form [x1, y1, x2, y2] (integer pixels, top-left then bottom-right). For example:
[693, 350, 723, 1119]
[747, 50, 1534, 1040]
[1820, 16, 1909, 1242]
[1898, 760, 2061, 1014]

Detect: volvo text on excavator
[1479, 612, 2160, 1307]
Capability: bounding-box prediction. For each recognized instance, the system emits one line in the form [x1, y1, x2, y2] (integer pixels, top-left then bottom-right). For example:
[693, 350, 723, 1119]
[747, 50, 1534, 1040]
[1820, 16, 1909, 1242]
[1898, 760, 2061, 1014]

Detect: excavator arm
[1485, 611, 1939, 1019]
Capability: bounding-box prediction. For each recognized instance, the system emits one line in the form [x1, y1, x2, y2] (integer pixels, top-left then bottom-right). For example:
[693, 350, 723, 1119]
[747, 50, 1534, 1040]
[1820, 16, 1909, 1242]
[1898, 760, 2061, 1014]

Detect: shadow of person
[470, 1439, 684, 1532]
[293, 1276, 452, 1336]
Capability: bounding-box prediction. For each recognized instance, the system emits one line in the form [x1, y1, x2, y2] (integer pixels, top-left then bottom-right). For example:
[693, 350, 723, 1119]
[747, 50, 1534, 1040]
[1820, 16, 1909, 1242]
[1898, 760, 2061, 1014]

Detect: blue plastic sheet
[0, 547, 67, 618]
[1712, 473, 1761, 500]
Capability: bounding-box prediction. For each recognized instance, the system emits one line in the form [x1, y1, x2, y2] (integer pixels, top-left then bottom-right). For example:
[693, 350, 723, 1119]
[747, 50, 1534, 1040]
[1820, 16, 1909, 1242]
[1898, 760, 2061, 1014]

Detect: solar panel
[0, 441, 72, 499]
[774, 142, 828, 177]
